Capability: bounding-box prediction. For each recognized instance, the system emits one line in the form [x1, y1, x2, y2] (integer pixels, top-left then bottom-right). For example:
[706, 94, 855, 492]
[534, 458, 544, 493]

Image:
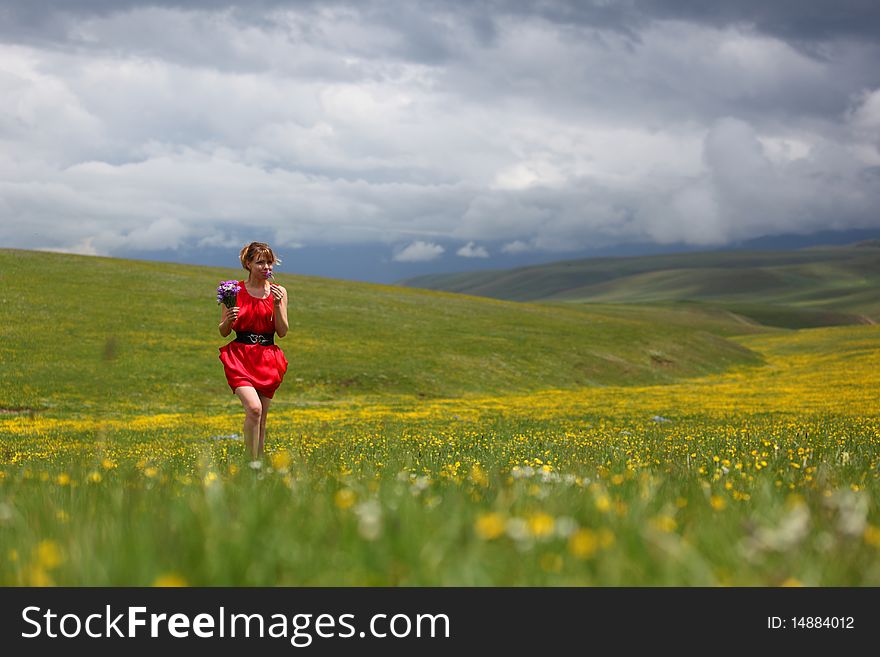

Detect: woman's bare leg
[257, 392, 272, 456]
[234, 386, 262, 459]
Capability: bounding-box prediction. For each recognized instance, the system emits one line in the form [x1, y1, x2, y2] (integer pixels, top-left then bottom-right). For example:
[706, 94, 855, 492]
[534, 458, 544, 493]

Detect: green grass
[543, 300, 772, 337]
[0, 248, 763, 415]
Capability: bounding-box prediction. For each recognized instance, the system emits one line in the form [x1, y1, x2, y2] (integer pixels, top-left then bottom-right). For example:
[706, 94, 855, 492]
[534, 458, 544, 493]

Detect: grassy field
[1, 249, 879, 585]
[0, 249, 762, 413]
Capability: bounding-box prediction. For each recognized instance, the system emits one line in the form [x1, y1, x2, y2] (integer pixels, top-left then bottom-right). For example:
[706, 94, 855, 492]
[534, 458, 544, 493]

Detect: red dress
[218, 280, 289, 398]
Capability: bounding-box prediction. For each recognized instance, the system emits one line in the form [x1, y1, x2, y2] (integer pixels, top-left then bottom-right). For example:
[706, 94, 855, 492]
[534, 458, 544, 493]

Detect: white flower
[354, 500, 382, 541]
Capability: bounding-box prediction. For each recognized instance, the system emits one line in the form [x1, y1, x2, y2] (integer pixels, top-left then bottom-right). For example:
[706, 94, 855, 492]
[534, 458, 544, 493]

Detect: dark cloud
[643, 0, 880, 43]
[7, 1, 880, 27]
[9, 1, 880, 44]
[491, 0, 880, 45]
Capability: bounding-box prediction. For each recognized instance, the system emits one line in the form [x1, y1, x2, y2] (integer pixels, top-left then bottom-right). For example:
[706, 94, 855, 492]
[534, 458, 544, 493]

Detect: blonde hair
[239, 241, 281, 271]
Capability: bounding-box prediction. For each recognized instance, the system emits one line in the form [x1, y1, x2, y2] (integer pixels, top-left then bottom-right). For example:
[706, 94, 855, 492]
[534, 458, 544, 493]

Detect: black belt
[233, 331, 275, 346]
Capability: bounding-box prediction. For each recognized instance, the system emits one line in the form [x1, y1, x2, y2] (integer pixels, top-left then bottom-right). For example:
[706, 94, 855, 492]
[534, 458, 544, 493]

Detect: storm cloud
[2, 0, 879, 269]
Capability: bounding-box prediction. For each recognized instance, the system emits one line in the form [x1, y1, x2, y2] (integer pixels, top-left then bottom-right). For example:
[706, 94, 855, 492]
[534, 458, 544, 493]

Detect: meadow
[1, 249, 879, 585]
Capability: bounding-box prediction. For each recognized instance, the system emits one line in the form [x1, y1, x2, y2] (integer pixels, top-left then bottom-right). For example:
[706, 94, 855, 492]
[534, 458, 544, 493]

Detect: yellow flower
[470, 464, 488, 487]
[527, 512, 555, 538]
[55, 473, 70, 486]
[144, 467, 158, 478]
[710, 495, 727, 511]
[650, 515, 677, 533]
[334, 489, 356, 510]
[864, 525, 880, 548]
[28, 567, 53, 587]
[35, 540, 63, 569]
[568, 529, 598, 559]
[88, 471, 102, 483]
[153, 573, 188, 587]
[474, 513, 506, 540]
[780, 578, 802, 587]
[270, 451, 291, 471]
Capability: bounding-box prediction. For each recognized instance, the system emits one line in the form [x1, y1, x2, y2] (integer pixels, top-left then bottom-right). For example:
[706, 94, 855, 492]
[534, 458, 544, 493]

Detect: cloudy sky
[2, 0, 880, 281]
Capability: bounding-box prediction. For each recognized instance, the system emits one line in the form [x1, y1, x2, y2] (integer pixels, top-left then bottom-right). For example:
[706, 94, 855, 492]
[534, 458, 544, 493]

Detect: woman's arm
[271, 284, 289, 338]
[219, 305, 239, 337]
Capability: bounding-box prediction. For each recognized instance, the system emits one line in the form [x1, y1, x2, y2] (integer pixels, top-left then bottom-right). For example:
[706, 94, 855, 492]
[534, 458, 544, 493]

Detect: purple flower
[216, 280, 241, 308]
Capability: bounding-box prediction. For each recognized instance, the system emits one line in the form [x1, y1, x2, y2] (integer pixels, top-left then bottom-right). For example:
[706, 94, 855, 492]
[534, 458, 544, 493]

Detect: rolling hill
[0, 248, 765, 415]
[399, 243, 880, 328]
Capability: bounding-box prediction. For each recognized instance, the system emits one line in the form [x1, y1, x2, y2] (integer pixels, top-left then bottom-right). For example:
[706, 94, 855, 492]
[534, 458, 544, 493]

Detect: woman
[218, 242, 289, 459]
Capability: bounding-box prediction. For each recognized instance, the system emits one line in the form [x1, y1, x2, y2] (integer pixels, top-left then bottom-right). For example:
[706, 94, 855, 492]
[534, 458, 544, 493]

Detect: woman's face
[249, 255, 274, 279]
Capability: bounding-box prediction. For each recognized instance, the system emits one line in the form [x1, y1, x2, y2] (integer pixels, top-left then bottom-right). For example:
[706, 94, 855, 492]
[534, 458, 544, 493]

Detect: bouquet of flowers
[216, 280, 241, 308]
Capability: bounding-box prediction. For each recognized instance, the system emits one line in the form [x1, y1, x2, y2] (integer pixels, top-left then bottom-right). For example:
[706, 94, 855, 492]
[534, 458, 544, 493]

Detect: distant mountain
[398, 243, 880, 329]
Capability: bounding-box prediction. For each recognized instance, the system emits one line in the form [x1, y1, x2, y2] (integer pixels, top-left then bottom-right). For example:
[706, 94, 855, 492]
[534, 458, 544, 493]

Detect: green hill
[0, 249, 764, 415]
[399, 244, 880, 328]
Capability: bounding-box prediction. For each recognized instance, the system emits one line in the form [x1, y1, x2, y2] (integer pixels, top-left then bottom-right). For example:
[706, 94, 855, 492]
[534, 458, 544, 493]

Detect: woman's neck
[246, 274, 269, 290]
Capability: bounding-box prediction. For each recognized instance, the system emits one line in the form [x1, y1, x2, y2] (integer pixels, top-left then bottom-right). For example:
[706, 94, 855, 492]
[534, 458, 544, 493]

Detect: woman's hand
[219, 304, 239, 337]
[224, 305, 240, 326]
[270, 284, 285, 305]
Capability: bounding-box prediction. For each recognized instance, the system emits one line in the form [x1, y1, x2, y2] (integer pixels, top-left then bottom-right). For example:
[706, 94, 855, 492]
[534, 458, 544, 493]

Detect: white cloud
[456, 241, 489, 258]
[501, 240, 532, 254]
[197, 233, 243, 248]
[393, 240, 445, 262]
[847, 88, 880, 163]
[850, 88, 880, 131]
[112, 216, 189, 250]
[639, 115, 880, 245]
